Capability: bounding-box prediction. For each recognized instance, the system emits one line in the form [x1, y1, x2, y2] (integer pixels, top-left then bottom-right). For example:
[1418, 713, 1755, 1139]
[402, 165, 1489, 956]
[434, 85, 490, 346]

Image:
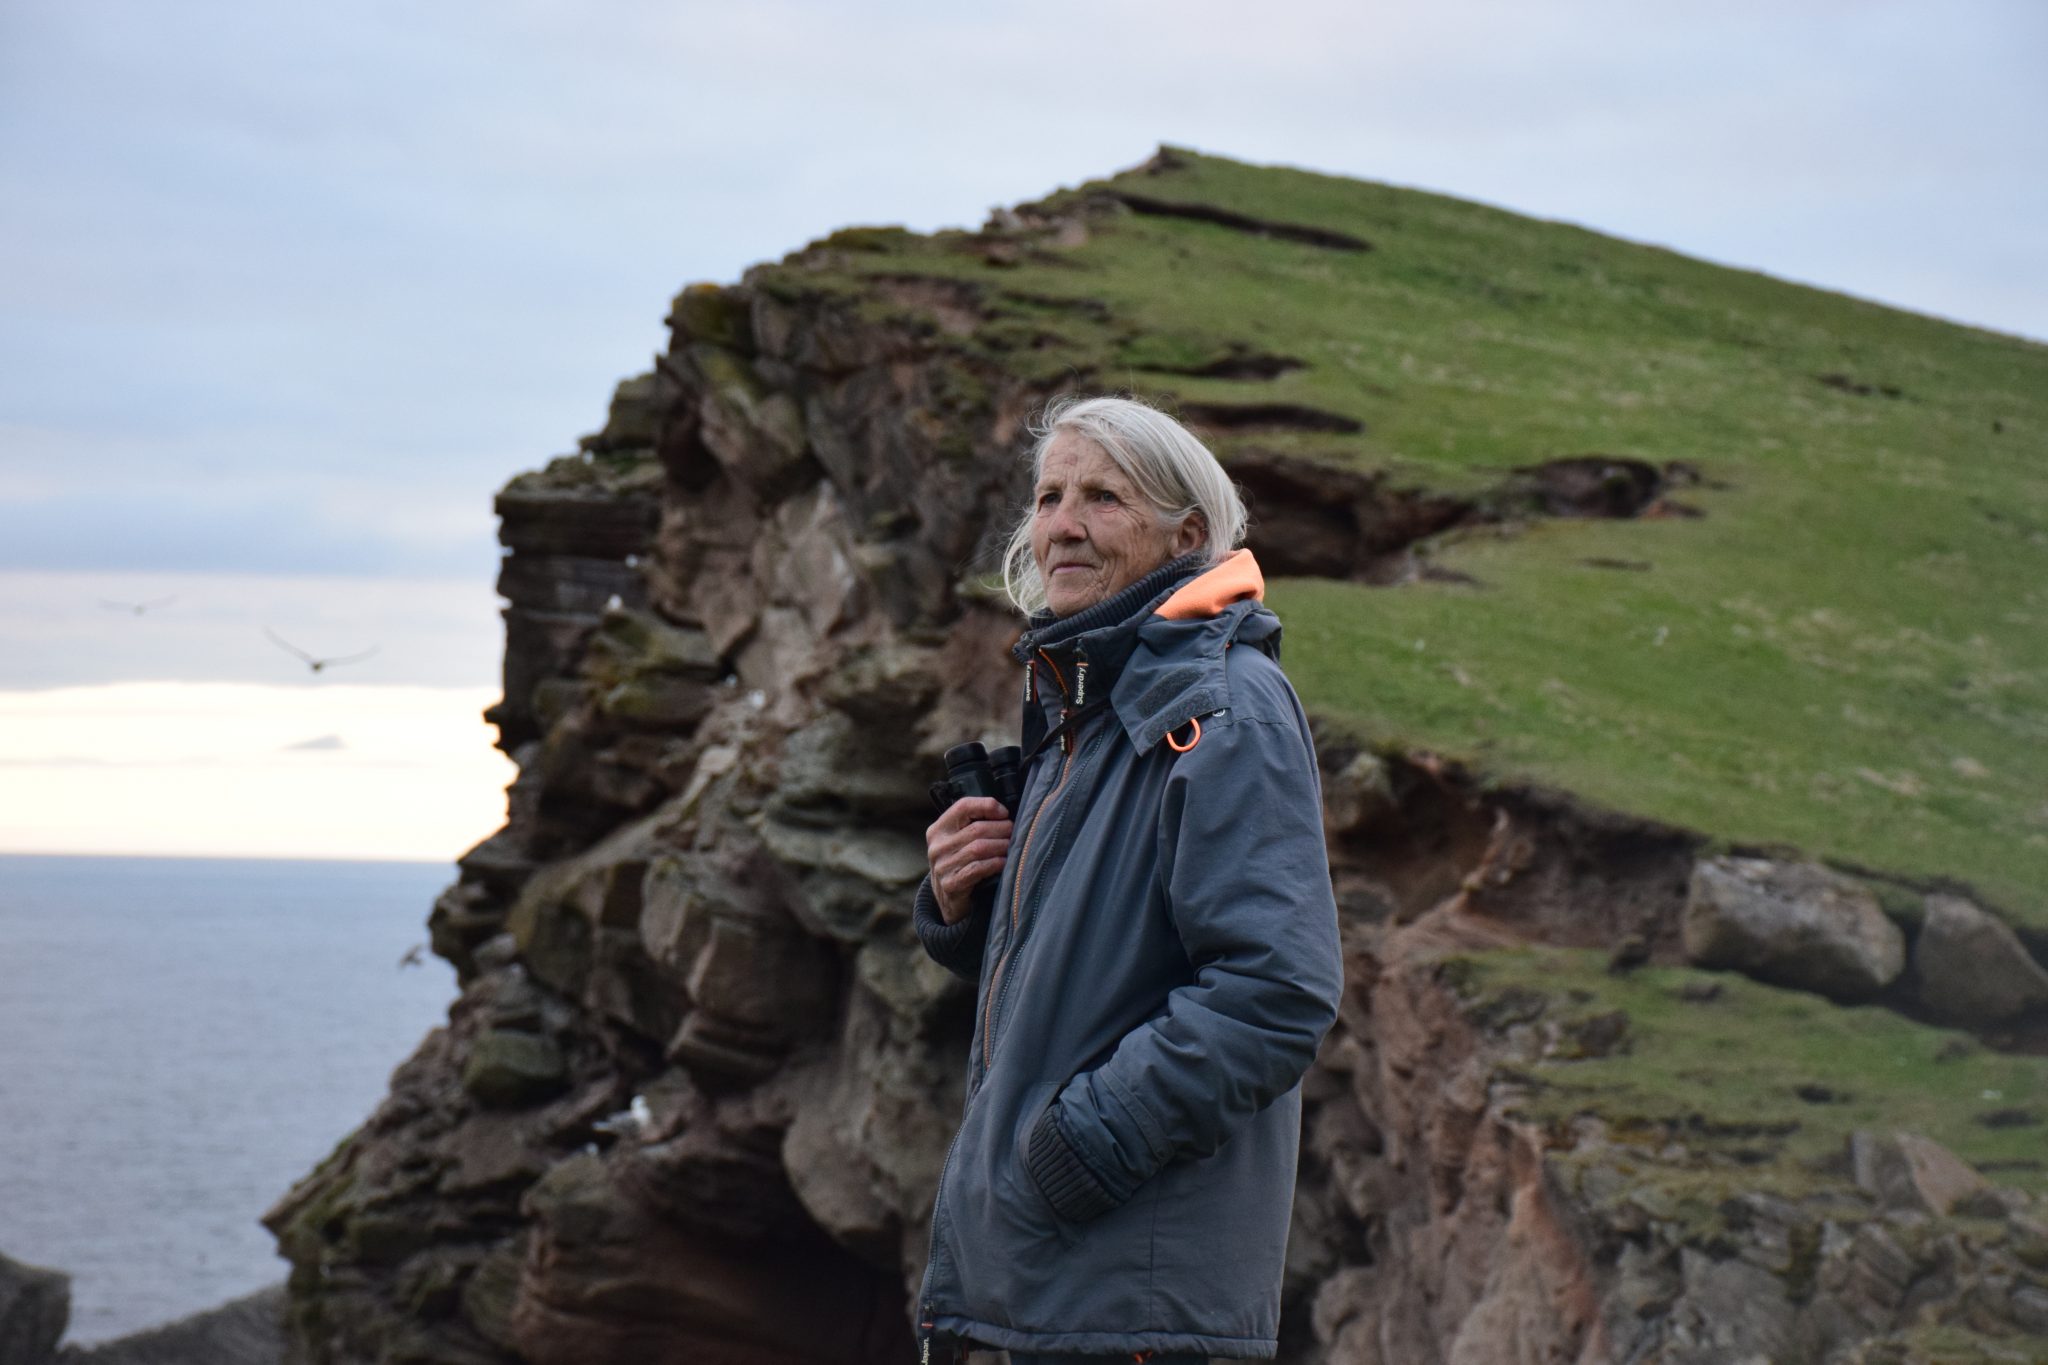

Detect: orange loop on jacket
[1036, 649, 1068, 698]
[1165, 716, 1202, 753]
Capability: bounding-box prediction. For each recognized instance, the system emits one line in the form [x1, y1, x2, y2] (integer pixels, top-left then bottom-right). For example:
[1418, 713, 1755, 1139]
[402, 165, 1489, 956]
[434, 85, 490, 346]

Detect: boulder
[1912, 893, 2048, 1024]
[1682, 856, 1904, 1000]
[1848, 1130, 1989, 1215]
[0, 1249, 68, 1365]
[461, 1029, 570, 1108]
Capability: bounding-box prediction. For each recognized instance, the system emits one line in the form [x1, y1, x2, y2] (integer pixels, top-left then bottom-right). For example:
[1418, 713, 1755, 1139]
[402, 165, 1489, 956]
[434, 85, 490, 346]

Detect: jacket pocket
[1001, 1080, 1080, 1251]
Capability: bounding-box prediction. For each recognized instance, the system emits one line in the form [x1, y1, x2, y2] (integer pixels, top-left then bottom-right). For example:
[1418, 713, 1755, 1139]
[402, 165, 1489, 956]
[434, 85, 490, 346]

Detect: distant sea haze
[0, 855, 456, 1345]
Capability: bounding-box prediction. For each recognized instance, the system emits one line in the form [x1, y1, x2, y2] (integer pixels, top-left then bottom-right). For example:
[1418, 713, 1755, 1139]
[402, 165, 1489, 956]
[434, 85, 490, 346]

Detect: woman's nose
[1044, 501, 1085, 540]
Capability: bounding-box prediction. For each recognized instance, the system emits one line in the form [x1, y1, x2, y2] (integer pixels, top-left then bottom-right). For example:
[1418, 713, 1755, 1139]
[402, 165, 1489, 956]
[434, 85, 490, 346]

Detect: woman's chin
[1045, 575, 1102, 617]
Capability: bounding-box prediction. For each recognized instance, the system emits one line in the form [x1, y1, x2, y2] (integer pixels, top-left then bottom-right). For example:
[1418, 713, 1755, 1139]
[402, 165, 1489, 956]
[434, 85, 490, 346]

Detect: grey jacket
[913, 549, 1344, 1360]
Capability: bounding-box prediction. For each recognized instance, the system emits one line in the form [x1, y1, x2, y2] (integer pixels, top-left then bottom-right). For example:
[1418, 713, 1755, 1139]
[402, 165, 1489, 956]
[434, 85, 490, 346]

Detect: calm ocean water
[0, 855, 458, 1345]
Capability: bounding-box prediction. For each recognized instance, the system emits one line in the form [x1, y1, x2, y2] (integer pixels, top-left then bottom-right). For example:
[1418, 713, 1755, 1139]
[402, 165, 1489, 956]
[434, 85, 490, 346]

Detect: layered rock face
[265, 188, 2048, 1365]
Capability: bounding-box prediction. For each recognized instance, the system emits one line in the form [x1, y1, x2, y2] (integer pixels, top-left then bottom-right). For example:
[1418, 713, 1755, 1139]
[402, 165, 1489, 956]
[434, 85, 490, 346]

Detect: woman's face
[1031, 431, 1203, 618]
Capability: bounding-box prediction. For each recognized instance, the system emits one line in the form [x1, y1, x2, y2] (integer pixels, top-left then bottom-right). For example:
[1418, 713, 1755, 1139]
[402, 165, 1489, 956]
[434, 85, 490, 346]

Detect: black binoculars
[929, 742, 1024, 819]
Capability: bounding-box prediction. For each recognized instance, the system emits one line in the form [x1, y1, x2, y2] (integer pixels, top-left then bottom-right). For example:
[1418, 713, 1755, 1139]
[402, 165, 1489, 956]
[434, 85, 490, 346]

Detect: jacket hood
[1153, 547, 1264, 620]
[1114, 549, 1283, 755]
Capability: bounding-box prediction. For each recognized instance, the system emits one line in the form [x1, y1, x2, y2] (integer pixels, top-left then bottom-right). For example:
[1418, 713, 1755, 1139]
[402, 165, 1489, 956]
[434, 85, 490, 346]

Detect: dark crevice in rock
[1104, 190, 1373, 252]
[1148, 351, 1307, 381]
[1182, 401, 1365, 434]
[1233, 449, 1472, 584]
[1504, 455, 1699, 520]
[1234, 448, 1720, 586]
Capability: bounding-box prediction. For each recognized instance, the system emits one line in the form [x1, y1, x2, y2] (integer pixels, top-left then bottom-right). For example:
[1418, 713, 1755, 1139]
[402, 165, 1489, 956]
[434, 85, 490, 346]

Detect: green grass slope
[1454, 946, 2048, 1201]
[760, 146, 2048, 929]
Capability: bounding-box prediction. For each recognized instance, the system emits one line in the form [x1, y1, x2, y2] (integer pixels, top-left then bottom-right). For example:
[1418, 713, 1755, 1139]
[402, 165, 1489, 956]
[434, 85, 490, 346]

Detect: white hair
[1000, 394, 1248, 616]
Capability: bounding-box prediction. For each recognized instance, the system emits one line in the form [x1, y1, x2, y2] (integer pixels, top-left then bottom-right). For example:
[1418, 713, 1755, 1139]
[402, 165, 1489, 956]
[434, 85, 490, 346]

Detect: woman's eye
[1094, 489, 1120, 504]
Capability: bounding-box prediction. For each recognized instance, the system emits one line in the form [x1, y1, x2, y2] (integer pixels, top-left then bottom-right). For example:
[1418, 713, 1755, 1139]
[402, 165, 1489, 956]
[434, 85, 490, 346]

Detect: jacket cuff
[912, 876, 987, 982]
[1024, 1106, 1123, 1224]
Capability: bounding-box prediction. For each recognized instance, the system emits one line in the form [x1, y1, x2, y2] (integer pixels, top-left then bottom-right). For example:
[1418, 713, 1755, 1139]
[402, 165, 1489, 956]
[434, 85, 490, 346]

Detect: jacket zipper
[978, 649, 1081, 1075]
[981, 715, 1100, 1075]
[981, 742, 1071, 1070]
[919, 1125, 963, 1345]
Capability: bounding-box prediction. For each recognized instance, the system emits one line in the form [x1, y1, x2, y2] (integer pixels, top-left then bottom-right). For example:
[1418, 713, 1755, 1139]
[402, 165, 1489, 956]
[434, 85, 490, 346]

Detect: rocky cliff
[263, 149, 2048, 1364]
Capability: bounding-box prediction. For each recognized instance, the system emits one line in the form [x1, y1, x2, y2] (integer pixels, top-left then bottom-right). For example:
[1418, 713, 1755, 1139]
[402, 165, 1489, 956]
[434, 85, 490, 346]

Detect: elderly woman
[912, 395, 1344, 1365]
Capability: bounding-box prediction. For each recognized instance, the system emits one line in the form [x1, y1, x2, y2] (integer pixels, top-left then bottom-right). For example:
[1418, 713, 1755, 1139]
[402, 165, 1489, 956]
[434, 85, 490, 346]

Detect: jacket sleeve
[1023, 690, 1343, 1223]
[913, 874, 990, 982]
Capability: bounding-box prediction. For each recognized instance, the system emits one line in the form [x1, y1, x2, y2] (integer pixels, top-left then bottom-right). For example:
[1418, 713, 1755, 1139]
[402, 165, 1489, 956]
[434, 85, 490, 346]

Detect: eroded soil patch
[1102, 190, 1373, 252]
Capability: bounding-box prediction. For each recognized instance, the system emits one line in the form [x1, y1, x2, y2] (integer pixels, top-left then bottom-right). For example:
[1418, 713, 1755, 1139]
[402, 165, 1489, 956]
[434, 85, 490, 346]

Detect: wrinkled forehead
[1035, 428, 1129, 488]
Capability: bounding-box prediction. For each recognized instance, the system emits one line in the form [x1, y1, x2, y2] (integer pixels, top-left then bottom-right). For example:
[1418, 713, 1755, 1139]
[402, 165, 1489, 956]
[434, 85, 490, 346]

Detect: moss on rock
[460, 1029, 569, 1108]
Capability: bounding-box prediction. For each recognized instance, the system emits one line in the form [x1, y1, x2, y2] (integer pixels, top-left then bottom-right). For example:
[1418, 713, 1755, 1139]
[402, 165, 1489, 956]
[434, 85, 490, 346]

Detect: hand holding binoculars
[929, 741, 1023, 819]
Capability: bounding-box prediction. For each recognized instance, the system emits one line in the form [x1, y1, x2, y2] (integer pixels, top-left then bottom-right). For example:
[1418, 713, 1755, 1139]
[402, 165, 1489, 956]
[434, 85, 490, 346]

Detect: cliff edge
[263, 149, 2048, 1365]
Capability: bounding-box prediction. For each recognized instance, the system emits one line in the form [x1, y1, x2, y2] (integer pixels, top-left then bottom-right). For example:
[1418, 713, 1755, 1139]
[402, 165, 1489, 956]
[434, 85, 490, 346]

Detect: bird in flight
[99, 594, 178, 616]
[263, 627, 379, 673]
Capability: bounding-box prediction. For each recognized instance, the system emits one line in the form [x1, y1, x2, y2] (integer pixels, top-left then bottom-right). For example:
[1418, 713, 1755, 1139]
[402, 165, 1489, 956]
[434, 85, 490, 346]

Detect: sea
[0, 854, 459, 1345]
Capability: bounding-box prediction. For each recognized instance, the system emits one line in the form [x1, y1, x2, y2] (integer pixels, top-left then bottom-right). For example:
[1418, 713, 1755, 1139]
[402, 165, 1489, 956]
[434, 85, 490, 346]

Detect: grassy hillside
[759, 147, 2048, 929]
[1455, 946, 2048, 1201]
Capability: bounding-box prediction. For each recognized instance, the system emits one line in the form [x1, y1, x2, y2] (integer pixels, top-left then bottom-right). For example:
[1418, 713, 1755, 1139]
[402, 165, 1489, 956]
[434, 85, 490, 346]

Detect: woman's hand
[926, 797, 1013, 925]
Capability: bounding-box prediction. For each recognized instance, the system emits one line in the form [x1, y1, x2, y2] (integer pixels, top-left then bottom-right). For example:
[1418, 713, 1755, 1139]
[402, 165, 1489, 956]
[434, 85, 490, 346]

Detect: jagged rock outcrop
[55, 1287, 285, 1365]
[1, 1250, 69, 1365]
[1302, 915, 2048, 1364]
[266, 155, 2048, 1365]
[0, 1252, 284, 1365]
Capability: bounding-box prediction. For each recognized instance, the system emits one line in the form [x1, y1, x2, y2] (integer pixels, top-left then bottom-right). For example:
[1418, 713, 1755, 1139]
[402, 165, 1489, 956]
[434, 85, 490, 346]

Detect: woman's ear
[1171, 514, 1207, 558]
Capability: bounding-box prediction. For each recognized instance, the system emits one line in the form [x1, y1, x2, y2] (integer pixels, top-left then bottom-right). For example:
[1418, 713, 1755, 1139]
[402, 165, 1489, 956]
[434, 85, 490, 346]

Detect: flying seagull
[99, 594, 179, 616]
[263, 627, 379, 673]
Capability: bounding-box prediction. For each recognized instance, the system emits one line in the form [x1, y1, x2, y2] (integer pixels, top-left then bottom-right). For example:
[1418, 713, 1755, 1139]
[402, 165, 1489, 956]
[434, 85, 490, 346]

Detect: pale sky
[0, 683, 511, 860]
[2, 0, 2042, 858]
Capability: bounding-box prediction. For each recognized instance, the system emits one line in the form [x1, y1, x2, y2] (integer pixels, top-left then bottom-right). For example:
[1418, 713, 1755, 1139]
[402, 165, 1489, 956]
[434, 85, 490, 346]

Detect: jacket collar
[1012, 551, 1208, 665]
[1011, 550, 1281, 757]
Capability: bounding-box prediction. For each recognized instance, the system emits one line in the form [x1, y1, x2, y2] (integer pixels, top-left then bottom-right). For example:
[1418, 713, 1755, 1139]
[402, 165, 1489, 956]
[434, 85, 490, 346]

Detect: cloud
[0, 755, 119, 767]
[283, 733, 346, 751]
[0, 480, 497, 578]
[0, 680, 512, 859]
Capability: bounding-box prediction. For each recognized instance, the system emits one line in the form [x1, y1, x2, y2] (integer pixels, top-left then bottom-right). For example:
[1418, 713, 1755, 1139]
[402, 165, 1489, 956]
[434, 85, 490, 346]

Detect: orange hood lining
[1154, 549, 1265, 621]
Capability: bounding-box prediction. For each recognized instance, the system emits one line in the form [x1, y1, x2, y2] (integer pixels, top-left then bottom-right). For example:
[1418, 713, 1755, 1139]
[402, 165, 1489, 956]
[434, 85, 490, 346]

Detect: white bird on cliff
[263, 627, 379, 673]
[593, 1094, 654, 1139]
